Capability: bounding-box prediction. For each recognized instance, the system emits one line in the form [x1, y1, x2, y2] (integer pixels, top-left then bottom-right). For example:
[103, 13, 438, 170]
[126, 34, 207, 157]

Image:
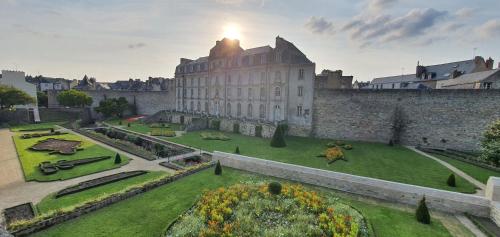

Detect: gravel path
[0, 127, 174, 222]
[0, 129, 24, 188]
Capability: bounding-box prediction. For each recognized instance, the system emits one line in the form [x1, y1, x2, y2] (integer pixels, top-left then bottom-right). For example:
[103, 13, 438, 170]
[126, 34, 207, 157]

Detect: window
[197, 102, 201, 111]
[260, 87, 265, 99]
[190, 101, 194, 111]
[380, 84, 383, 89]
[247, 104, 253, 118]
[298, 86, 303, 96]
[205, 102, 209, 112]
[197, 88, 201, 98]
[392, 84, 395, 89]
[197, 78, 200, 86]
[190, 78, 193, 86]
[274, 71, 281, 83]
[226, 88, 231, 97]
[297, 105, 303, 116]
[190, 89, 193, 98]
[237, 103, 241, 117]
[299, 69, 304, 80]
[248, 88, 253, 99]
[249, 72, 253, 85]
[261, 72, 266, 84]
[227, 75, 231, 85]
[215, 89, 219, 97]
[275, 53, 281, 62]
[205, 88, 208, 98]
[275, 87, 281, 97]
[226, 103, 231, 116]
[237, 88, 242, 97]
[259, 104, 265, 119]
[484, 82, 492, 89]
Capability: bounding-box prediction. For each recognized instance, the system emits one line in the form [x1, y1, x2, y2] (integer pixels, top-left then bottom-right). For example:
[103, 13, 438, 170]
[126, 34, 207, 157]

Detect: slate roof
[424, 59, 476, 80]
[372, 74, 418, 84]
[438, 69, 500, 87]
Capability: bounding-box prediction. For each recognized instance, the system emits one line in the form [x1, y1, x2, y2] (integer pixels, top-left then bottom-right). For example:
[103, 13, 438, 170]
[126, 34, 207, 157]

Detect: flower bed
[21, 131, 68, 139]
[168, 183, 368, 237]
[55, 171, 148, 198]
[38, 156, 111, 175]
[4, 203, 35, 225]
[150, 128, 176, 137]
[159, 162, 184, 171]
[200, 132, 230, 141]
[172, 153, 212, 168]
[30, 138, 82, 155]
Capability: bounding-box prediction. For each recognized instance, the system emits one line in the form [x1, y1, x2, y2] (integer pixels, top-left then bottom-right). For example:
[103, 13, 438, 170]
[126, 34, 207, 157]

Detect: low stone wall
[8, 163, 214, 236]
[213, 152, 491, 217]
[216, 118, 276, 138]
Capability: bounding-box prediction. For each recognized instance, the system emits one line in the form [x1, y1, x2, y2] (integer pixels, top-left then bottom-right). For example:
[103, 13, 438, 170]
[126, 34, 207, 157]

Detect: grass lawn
[106, 119, 183, 135]
[12, 132, 130, 182]
[10, 122, 66, 132]
[167, 130, 477, 193]
[432, 154, 500, 184]
[31, 168, 455, 237]
[36, 171, 168, 214]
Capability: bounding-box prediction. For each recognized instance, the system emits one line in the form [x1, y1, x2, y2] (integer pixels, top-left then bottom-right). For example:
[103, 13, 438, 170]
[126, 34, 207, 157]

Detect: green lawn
[10, 122, 65, 132]
[12, 132, 130, 182]
[106, 119, 183, 135]
[432, 154, 500, 184]
[31, 168, 455, 237]
[36, 171, 168, 214]
[167, 130, 477, 193]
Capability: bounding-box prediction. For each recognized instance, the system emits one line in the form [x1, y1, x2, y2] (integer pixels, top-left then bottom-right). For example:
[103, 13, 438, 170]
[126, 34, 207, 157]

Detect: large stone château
[174, 37, 315, 129]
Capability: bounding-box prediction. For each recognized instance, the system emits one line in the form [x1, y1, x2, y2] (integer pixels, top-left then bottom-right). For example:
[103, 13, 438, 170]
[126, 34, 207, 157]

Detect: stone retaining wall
[213, 151, 491, 217]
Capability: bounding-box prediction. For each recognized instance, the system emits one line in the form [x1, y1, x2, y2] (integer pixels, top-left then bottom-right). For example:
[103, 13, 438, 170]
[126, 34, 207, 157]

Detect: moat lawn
[167, 130, 477, 193]
[106, 119, 183, 135]
[31, 168, 461, 237]
[432, 154, 500, 184]
[9, 122, 66, 132]
[36, 171, 168, 214]
[12, 132, 130, 182]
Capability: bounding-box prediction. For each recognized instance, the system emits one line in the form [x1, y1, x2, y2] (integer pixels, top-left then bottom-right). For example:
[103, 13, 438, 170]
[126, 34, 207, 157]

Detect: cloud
[215, 0, 267, 6]
[477, 19, 500, 39]
[442, 22, 465, 32]
[127, 43, 146, 49]
[343, 8, 447, 45]
[305, 17, 335, 34]
[454, 7, 475, 19]
[367, 0, 397, 13]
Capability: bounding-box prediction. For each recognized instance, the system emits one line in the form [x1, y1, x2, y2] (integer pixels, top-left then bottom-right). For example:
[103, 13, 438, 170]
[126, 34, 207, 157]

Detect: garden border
[7, 163, 214, 237]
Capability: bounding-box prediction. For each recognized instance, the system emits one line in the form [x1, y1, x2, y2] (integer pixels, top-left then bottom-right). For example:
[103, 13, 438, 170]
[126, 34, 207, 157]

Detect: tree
[270, 124, 287, 148]
[94, 97, 129, 118]
[37, 91, 48, 108]
[481, 120, 500, 167]
[214, 160, 222, 175]
[0, 85, 35, 109]
[416, 197, 431, 224]
[446, 174, 456, 187]
[57, 89, 92, 107]
[154, 143, 164, 159]
[234, 146, 240, 154]
[114, 153, 122, 164]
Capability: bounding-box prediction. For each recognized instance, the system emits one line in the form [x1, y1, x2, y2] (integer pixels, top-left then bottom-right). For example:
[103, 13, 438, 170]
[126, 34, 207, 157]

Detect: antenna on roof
[473, 47, 478, 59]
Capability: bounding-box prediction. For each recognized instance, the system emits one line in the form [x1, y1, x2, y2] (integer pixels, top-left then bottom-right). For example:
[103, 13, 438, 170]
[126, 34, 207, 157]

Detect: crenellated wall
[312, 89, 500, 151]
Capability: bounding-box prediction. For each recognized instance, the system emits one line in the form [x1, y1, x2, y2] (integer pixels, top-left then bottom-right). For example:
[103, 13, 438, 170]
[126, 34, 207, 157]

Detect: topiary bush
[447, 174, 456, 187]
[416, 197, 431, 224]
[114, 153, 122, 164]
[344, 144, 353, 150]
[388, 139, 394, 146]
[235, 146, 240, 154]
[127, 122, 131, 127]
[118, 120, 122, 125]
[214, 160, 222, 175]
[270, 124, 287, 148]
[268, 182, 282, 195]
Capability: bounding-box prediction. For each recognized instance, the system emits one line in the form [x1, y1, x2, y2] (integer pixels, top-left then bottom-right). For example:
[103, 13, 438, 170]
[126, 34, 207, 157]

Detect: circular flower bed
[167, 183, 369, 237]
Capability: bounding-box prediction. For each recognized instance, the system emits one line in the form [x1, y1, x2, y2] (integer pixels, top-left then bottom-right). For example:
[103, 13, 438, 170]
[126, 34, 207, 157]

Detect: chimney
[416, 65, 426, 78]
[486, 57, 494, 70]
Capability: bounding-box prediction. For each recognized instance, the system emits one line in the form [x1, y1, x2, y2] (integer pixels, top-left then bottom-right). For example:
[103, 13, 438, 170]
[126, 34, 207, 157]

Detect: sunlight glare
[223, 24, 241, 40]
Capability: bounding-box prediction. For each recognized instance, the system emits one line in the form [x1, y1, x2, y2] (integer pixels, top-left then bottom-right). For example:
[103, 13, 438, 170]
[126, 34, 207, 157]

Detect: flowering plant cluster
[325, 147, 344, 162]
[168, 183, 367, 237]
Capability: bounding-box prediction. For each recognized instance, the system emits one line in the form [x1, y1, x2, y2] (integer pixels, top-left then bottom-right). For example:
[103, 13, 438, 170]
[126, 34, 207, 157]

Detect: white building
[174, 37, 315, 128]
[0, 70, 40, 122]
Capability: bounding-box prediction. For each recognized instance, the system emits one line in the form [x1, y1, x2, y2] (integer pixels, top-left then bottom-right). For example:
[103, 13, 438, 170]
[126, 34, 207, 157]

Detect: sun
[223, 24, 241, 40]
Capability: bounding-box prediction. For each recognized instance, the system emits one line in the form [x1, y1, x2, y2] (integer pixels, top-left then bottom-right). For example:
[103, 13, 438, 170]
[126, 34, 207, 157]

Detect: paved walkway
[455, 214, 487, 237]
[0, 129, 24, 188]
[0, 127, 174, 220]
[407, 146, 486, 194]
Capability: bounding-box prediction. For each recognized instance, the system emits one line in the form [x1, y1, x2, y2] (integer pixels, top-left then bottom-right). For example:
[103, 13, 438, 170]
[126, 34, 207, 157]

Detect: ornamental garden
[3, 114, 500, 237]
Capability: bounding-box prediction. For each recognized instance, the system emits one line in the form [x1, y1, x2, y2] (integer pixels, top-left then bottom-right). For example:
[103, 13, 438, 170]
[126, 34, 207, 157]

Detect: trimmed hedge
[270, 124, 287, 148]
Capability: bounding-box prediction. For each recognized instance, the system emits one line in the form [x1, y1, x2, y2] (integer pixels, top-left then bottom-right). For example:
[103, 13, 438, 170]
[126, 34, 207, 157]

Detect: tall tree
[57, 89, 92, 107]
[0, 85, 35, 109]
[94, 97, 129, 118]
[37, 91, 48, 108]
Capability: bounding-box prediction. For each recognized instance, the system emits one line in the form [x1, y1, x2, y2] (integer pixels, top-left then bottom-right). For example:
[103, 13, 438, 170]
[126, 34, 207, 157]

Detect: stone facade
[82, 90, 176, 117]
[174, 37, 315, 133]
[312, 89, 500, 151]
[213, 151, 491, 217]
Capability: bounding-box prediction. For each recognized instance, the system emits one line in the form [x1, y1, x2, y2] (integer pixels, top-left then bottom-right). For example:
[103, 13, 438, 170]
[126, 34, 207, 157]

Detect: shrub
[446, 174, 456, 187]
[484, 120, 500, 144]
[233, 123, 240, 133]
[481, 140, 500, 167]
[134, 137, 143, 146]
[200, 132, 230, 141]
[118, 120, 122, 125]
[388, 139, 394, 146]
[50, 128, 55, 133]
[325, 147, 344, 163]
[335, 141, 345, 146]
[127, 122, 131, 127]
[326, 142, 336, 148]
[344, 144, 353, 150]
[255, 125, 263, 138]
[270, 124, 286, 148]
[268, 182, 282, 195]
[150, 128, 176, 137]
[210, 119, 221, 130]
[214, 160, 222, 175]
[416, 197, 431, 224]
[235, 146, 240, 154]
[114, 153, 122, 164]
[126, 135, 137, 143]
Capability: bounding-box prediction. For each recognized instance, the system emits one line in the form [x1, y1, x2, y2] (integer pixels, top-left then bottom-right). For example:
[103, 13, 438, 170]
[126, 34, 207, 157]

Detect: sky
[1, 0, 500, 82]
